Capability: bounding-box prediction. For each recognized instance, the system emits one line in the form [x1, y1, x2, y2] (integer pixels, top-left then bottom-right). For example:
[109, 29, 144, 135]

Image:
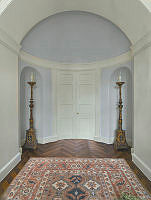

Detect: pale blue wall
[21, 11, 131, 63]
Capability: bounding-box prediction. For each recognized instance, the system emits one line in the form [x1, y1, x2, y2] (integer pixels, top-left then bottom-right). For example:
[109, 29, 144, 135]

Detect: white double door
[57, 70, 96, 139]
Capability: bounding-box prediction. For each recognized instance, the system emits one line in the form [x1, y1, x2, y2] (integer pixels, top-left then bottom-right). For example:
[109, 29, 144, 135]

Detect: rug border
[6, 157, 151, 197]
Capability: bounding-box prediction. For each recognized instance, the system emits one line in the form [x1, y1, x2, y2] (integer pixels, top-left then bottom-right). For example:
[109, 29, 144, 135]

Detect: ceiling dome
[21, 11, 131, 63]
[0, 0, 150, 44]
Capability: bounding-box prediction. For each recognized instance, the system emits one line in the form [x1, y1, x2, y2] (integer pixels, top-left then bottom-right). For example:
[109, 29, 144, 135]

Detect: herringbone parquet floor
[0, 139, 151, 197]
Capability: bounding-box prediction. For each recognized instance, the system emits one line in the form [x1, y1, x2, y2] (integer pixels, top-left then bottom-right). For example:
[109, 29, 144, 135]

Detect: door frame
[53, 68, 101, 140]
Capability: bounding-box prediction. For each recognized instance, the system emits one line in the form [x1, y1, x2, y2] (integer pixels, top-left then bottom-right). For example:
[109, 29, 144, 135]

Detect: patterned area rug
[5, 158, 151, 200]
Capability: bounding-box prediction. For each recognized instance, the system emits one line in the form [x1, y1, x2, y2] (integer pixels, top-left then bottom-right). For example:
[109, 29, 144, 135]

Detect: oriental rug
[5, 158, 151, 200]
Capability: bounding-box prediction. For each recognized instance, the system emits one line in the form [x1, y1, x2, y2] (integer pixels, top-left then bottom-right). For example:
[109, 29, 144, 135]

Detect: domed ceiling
[0, 0, 150, 44]
[21, 11, 131, 63]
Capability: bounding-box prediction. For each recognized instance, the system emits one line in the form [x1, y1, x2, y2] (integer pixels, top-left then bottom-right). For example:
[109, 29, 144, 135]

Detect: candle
[118, 72, 122, 82]
[30, 72, 34, 82]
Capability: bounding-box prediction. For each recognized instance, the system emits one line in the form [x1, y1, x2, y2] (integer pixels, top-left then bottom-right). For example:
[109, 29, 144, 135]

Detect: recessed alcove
[20, 11, 133, 145]
[110, 66, 133, 145]
[20, 66, 43, 145]
[100, 63, 133, 145]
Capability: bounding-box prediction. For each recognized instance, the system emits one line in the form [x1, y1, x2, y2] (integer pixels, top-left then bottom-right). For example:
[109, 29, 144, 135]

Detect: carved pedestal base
[114, 130, 128, 150]
[24, 128, 37, 150]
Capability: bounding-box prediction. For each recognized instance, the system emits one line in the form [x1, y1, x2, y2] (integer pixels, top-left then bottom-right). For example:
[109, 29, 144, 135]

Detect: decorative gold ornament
[24, 81, 37, 150]
[114, 82, 128, 150]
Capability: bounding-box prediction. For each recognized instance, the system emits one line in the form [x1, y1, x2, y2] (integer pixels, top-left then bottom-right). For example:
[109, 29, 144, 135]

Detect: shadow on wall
[20, 66, 43, 146]
[110, 67, 133, 146]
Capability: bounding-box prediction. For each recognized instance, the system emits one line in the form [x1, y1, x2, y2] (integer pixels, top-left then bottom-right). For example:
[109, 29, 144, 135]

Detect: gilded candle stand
[114, 81, 128, 150]
[24, 81, 37, 150]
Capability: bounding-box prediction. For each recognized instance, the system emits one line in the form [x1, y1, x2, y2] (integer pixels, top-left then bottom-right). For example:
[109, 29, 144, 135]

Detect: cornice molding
[20, 50, 132, 70]
[0, 27, 21, 54]
[131, 31, 151, 56]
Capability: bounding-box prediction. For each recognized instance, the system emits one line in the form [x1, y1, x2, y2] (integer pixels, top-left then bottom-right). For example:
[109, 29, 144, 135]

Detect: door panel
[57, 70, 95, 139]
[59, 85, 73, 104]
[76, 71, 95, 139]
[79, 85, 94, 104]
[57, 72, 75, 138]
[59, 105, 73, 117]
[79, 117, 90, 137]
[79, 105, 93, 113]
[59, 118, 73, 139]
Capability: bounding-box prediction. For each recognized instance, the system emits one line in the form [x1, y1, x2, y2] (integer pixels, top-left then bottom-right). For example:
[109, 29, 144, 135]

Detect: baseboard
[23, 136, 131, 146]
[94, 136, 114, 144]
[94, 136, 132, 146]
[22, 136, 59, 145]
[0, 152, 21, 182]
[38, 136, 58, 144]
[132, 153, 151, 181]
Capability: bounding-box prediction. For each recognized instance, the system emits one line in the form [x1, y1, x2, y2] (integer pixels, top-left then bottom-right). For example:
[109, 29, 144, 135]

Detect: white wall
[0, 44, 20, 182]
[22, 11, 131, 63]
[132, 46, 151, 181]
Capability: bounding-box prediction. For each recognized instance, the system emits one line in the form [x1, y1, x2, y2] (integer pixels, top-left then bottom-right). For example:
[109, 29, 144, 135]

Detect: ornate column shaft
[114, 82, 128, 150]
[24, 81, 37, 150]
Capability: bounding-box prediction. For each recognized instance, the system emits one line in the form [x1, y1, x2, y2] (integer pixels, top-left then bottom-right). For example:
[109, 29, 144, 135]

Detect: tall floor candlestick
[114, 82, 128, 150]
[24, 81, 37, 150]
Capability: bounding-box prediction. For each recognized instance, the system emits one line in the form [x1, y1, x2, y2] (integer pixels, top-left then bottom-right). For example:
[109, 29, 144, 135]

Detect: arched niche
[100, 62, 133, 145]
[20, 66, 43, 145]
[21, 11, 131, 63]
[109, 66, 133, 146]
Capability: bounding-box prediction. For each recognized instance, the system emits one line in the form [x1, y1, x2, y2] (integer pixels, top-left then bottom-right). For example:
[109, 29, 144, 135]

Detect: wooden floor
[0, 139, 151, 197]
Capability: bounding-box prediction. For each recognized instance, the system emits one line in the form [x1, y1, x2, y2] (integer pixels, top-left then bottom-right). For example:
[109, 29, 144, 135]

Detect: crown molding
[131, 31, 151, 56]
[0, 27, 21, 54]
[20, 50, 132, 70]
